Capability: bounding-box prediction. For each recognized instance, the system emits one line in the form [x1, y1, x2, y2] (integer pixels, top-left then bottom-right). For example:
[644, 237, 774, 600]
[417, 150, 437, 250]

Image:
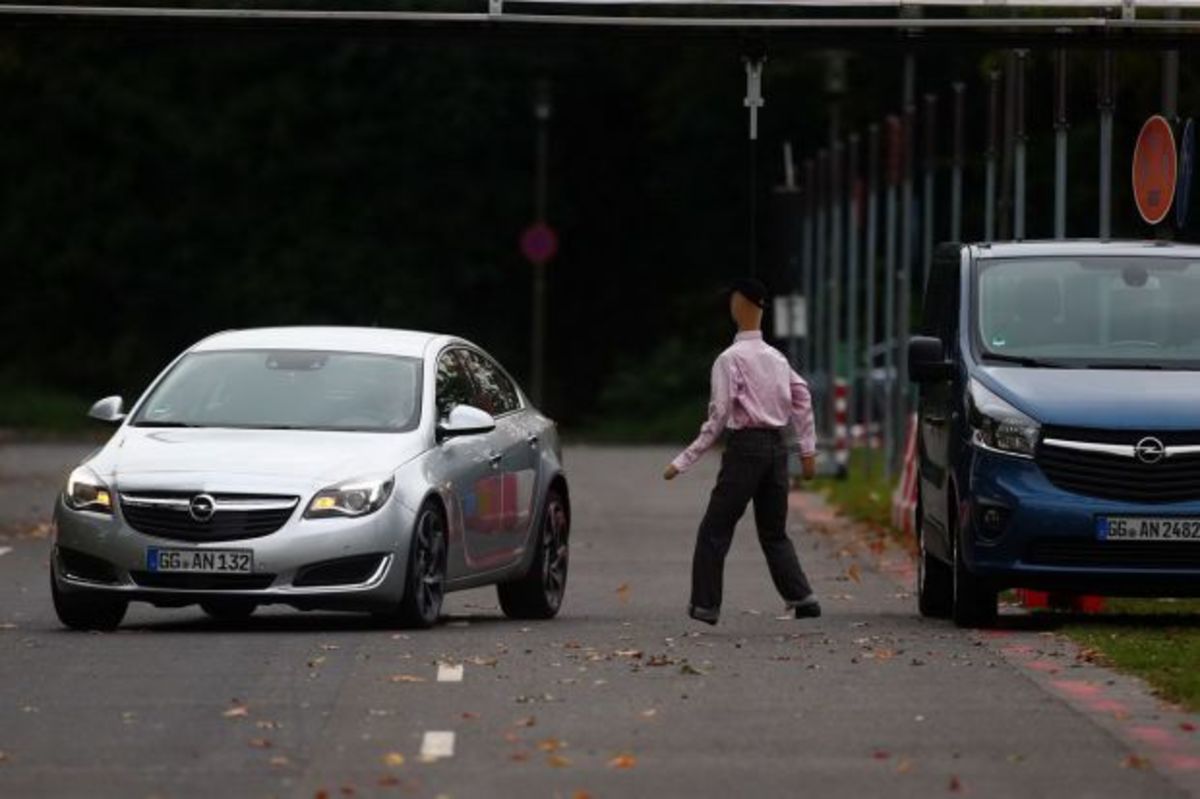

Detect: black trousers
[690, 428, 814, 613]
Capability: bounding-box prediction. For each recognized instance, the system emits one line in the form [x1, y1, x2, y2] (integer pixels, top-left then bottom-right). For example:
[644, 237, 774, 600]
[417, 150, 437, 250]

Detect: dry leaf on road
[248, 738, 272, 749]
[382, 752, 406, 767]
[223, 704, 249, 719]
[387, 674, 427, 684]
[607, 753, 637, 769]
[546, 754, 571, 768]
[616, 583, 631, 603]
[846, 563, 862, 583]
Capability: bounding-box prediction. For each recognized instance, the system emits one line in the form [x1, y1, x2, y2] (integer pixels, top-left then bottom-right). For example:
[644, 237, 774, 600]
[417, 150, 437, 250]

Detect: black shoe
[688, 605, 719, 625]
[791, 596, 822, 619]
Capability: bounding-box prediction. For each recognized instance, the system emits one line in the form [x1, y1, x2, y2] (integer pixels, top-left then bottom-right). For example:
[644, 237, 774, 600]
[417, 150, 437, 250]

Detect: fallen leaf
[872, 750, 891, 760]
[1182, 722, 1197, 733]
[614, 649, 643, 659]
[546, 754, 571, 768]
[223, 704, 249, 718]
[387, 674, 427, 684]
[948, 775, 963, 792]
[680, 663, 706, 676]
[319, 644, 340, 651]
[640, 708, 658, 719]
[537, 738, 565, 753]
[616, 583, 631, 603]
[382, 752, 406, 767]
[269, 755, 290, 767]
[378, 775, 400, 787]
[467, 656, 498, 667]
[315, 791, 329, 799]
[607, 753, 637, 769]
[571, 792, 593, 799]
[256, 720, 281, 730]
[248, 738, 272, 749]
[846, 563, 862, 583]
[1122, 754, 1151, 770]
[461, 711, 481, 720]
[0, 751, 8, 764]
[896, 758, 914, 774]
[340, 787, 356, 797]
[509, 751, 531, 762]
[646, 654, 675, 667]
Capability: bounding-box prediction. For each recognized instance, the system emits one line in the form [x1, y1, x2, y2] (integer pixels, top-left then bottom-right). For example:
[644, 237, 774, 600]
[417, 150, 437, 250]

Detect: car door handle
[487, 451, 503, 467]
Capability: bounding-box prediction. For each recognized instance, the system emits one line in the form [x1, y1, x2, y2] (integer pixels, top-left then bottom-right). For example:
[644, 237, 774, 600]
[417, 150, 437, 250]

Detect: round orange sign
[1132, 114, 1177, 225]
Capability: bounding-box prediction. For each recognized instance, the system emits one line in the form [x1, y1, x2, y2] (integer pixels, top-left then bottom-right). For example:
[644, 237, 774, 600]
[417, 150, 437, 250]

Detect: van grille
[1028, 539, 1200, 570]
[1037, 428, 1200, 504]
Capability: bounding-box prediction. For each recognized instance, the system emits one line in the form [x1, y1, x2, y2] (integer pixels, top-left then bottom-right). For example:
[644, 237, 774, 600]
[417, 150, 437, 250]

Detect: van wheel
[382, 501, 447, 629]
[951, 529, 998, 629]
[51, 570, 128, 631]
[916, 499, 952, 619]
[498, 488, 569, 620]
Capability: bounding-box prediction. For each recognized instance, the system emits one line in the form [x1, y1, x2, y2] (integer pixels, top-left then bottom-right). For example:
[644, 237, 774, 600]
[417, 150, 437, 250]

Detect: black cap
[728, 277, 768, 309]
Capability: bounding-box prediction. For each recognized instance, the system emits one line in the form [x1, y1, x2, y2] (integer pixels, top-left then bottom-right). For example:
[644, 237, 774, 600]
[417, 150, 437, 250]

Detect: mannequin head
[727, 277, 767, 332]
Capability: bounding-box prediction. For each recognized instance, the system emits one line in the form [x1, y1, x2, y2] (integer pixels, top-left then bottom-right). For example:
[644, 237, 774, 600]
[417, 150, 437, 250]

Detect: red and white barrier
[890, 412, 919, 538]
[833, 379, 850, 474]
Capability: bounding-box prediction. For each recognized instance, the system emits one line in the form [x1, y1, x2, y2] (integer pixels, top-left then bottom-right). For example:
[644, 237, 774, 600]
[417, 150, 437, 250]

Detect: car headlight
[305, 477, 394, 519]
[968, 379, 1039, 458]
[64, 465, 113, 514]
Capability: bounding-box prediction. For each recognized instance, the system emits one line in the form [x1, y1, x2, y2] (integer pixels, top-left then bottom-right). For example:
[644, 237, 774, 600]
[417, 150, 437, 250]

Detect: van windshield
[976, 256, 1200, 368]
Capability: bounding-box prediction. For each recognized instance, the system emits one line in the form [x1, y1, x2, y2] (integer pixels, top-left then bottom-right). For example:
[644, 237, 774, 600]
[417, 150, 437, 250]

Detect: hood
[979, 366, 1200, 430]
[88, 427, 428, 493]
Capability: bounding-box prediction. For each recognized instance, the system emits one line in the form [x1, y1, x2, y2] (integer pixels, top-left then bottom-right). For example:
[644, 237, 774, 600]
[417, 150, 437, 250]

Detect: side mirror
[908, 336, 955, 383]
[436, 404, 496, 441]
[88, 395, 126, 424]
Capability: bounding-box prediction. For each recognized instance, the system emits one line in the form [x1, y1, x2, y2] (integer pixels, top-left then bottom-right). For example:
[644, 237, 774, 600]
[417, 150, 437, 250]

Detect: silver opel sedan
[51, 327, 570, 630]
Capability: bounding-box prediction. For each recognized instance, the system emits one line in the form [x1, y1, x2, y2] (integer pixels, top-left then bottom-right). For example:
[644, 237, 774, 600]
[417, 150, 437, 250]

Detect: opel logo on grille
[1135, 436, 1166, 465]
[189, 493, 217, 522]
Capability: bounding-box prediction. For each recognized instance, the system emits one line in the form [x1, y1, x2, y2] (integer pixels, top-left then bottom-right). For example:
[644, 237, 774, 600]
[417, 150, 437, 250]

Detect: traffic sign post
[1132, 114, 1178, 226]
[1177, 118, 1195, 229]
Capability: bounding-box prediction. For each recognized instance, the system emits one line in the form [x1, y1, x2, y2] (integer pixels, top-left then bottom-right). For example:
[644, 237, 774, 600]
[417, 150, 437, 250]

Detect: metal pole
[986, 69, 999, 243]
[999, 51, 1016, 240]
[815, 148, 828, 415]
[802, 158, 815, 373]
[846, 132, 861, 449]
[897, 54, 915, 474]
[1162, 12, 1179, 241]
[1099, 50, 1114, 240]
[922, 93, 936, 291]
[781, 142, 800, 369]
[1014, 50, 1028, 241]
[1054, 50, 1068, 239]
[865, 123, 880, 472]
[883, 116, 900, 479]
[951, 82, 964, 242]
[829, 137, 843, 435]
[530, 79, 551, 407]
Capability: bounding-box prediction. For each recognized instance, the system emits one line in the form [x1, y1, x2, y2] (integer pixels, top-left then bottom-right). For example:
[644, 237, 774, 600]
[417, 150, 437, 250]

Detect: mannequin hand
[663, 464, 680, 481]
[801, 455, 817, 480]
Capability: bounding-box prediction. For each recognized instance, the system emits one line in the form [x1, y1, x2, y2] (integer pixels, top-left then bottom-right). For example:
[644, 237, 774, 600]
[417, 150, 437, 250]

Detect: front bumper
[962, 448, 1200, 596]
[52, 495, 413, 611]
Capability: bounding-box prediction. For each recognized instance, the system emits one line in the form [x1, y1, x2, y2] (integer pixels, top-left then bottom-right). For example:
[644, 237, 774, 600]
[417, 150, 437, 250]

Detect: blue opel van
[909, 240, 1200, 627]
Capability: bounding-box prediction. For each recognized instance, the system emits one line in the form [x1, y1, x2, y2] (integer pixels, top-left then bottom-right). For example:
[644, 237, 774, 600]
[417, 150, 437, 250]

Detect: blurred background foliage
[0, 23, 1193, 437]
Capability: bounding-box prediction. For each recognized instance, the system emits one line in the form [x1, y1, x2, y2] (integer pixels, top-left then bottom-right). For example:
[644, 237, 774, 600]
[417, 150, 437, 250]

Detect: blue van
[908, 240, 1200, 627]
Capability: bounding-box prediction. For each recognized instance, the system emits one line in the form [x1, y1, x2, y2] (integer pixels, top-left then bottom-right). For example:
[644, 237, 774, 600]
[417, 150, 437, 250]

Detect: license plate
[147, 547, 253, 574]
[1097, 517, 1200, 542]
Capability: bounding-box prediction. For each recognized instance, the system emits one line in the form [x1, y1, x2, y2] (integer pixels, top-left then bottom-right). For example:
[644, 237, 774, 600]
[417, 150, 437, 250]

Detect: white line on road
[0, 547, 12, 557]
[436, 663, 464, 682]
[420, 731, 455, 761]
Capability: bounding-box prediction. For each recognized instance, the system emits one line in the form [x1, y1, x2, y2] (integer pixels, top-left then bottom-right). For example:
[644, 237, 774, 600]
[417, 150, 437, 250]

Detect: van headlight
[305, 477, 394, 519]
[968, 379, 1039, 458]
[64, 466, 113, 514]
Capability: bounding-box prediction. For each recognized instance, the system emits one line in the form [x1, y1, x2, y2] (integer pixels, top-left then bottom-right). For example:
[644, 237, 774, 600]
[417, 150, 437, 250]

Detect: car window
[460, 350, 520, 416]
[435, 350, 475, 419]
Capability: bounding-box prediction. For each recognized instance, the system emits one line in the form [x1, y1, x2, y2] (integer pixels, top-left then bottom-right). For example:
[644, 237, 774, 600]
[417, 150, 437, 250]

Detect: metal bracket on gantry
[489, 0, 503, 17]
[743, 51, 766, 142]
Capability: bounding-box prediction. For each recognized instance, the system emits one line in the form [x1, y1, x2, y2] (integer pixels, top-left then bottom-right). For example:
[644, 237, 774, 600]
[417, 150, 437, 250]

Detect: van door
[917, 246, 962, 555]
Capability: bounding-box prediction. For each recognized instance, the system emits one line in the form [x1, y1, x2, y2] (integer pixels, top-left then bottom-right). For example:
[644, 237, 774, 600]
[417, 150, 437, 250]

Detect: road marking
[437, 663, 464, 682]
[0, 547, 11, 557]
[420, 731, 455, 761]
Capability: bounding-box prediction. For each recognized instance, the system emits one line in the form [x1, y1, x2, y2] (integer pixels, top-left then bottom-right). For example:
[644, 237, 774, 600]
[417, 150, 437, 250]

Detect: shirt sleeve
[789, 370, 818, 458]
[671, 356, 733, 473]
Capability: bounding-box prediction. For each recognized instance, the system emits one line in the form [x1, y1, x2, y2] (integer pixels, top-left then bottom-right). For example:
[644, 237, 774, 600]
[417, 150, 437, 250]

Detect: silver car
[51, 326, 570, 630]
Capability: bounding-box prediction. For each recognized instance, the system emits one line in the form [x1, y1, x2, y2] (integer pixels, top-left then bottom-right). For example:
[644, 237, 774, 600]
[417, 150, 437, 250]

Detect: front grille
[120, 491, 298, 542]
[294, 554, 387, 587]
[1028, 539, 1200, 570]
[130, 571, 276, 590]
[1037, 427, 1200, 504]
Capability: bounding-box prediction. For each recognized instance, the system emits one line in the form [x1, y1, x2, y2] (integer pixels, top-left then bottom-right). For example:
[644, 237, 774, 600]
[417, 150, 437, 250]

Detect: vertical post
[999, 51, 1016, 241]
[865, 123, 880, 472]
[985, 69, 999, 243]
[780, 142, 801, 369]
[846, 132, 861, 450]
[883, 116, 900, 479]
[744, 55, 766, 275]
[1162, 11, 1180, 241]
[530, 79, 551, 407]
[802, 158, 815, 373]
[951, 82, 965, 242]
[897, 54, 915, 474]
[1014, 50, 1028, 241]
[829, 138, 843, 437]
[1099, 50, 1115, 240]
[1054, 50, 1069, 239]
[922, 93, 936, 290]
[814, 149, 829, 415]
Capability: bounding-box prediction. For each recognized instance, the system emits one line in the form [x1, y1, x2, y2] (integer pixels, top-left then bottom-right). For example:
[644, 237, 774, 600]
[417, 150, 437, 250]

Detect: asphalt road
[0, 442, 1194, 798]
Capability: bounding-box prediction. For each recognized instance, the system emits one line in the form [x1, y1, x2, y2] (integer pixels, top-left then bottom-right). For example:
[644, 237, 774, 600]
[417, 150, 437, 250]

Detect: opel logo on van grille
[1135, 437, 1166, 465]
[189, 493, 217, 522]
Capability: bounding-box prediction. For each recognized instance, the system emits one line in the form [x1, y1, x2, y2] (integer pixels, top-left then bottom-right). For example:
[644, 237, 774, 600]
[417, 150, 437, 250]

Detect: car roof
[190, 326, 448, 358]
[970, 239, 1200, 260]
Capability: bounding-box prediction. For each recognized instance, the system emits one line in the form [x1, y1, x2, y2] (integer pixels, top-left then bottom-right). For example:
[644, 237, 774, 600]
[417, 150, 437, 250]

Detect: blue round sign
[1177, 118, 1195, 228]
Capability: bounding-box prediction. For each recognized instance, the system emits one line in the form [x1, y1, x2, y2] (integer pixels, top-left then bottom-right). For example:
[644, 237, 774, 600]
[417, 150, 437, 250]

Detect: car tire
[51, 570, 128, 632]
[916, 497, 953, 619]
[951, 524, 999, 629]
[497, 487, 569, 621]
[200, 600, 257, 622]
[384, 500, 447, 630]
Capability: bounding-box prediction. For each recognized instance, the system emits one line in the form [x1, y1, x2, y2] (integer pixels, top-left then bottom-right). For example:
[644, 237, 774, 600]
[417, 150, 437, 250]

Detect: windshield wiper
[1082, 361, 1167, 370]
[133, 421, 204, 428]
[980, 352, 1065, 368]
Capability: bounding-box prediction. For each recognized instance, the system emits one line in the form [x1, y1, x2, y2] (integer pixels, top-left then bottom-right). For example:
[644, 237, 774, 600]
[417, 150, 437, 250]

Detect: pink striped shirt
[671, 330, 818, 473]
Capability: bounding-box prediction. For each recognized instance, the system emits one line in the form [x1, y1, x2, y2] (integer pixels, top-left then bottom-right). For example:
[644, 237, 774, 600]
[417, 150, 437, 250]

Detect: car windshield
[976, 256, 1200, 368]
[131, 350, 423, 432]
